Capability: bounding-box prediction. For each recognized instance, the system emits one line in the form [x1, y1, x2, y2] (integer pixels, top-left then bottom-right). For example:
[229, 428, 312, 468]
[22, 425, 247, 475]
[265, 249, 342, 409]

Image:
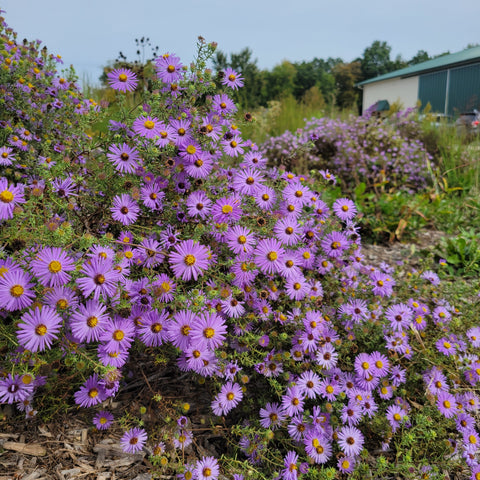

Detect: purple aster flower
[436, 391, 457, 418]
[370, 271, 396, 297]
[341, 401, 363, 426]
[97, 343, 129, 368]
[184, 153, 214, 179]
[211, 195, 243, 224]
[30, 246, 75, 287]
[169, 239, 210, 281]
[353, 352, 375, 379]
[0, 177, 26, 220]
[137, 237, 164, 268]
[222, 68, 244, 90]
[191, 311, 227, 350]
[195, 456, 219, 480]
[51, 177, 77, 198]
[281, 385, 305, 417]
[386, 404, 407, 432]
[151, 274, 176, 303]
[466, 327, 480, 348]
[304, 430, 332, 464]
[225, 225, 256, 255]
[259, 402, 286, 430]
[274, 217, 301, 246]
[17, 306, 62, 352]
[211, 381, 243, 415]
[232, 167, 264, 195]
[168, 309, 195, 350]
[281, 451, 299, 480]
[0, 373, 34, 404]
[137, 309, 169, 347]
[77, 257, 119, 300]
[332, 197, 357, 221]
[70, 299, 109, 343]
[254, 185, 276, 210]
[221, 296, 245, 319]
[74, 374, 106, 408]
[385, 303, 413, 332]
[337, 426, 365, 457]
[107, 68, 138, 92]
[254, 238, 285, 275]
[93, 410, 114, 430]
[0, 146, 15, 165]
[120, 427, 147, 454]
[369, 351, 390, 377]
[155, 53, 183, 83]
[100, 316, 135, 353]
[186, 190, 212, 219]
[44, 286, 79, 313]
[285, 276, 309, 301]
[106, 143, 140, 173]
[140, 182, 165, 211]
[421, 270, 440, 285]
[337, 456, 355, 474]
[0, 268, 35, 311]
[212, 93, 237, 116]
[436, 337, 457, 356]
[321, 231, 350, 258]
[111, 194, 140, 226]
[133, 115, 164, 139]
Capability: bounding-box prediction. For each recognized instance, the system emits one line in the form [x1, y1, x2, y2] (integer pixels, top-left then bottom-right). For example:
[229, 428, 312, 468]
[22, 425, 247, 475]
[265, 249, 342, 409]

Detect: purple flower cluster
[260, 112, 433, 194]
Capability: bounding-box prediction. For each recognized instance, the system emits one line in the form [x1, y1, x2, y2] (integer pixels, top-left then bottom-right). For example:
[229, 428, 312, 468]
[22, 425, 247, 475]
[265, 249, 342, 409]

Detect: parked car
[455, 109, 480, 135]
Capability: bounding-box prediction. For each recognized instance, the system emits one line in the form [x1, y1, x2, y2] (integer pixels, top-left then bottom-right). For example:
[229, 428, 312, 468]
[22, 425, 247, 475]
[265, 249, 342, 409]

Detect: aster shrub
[259, 111, 433, 196]
[0, 12, 479, 480]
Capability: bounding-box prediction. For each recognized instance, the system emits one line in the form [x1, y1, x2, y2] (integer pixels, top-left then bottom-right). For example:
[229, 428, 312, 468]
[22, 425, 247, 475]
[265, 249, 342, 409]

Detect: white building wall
[362, 76, 419, 113]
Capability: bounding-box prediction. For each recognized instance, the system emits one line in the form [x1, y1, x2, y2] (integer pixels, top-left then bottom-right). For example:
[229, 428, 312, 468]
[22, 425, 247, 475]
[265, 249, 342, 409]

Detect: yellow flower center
[267, 251, 278, 261]
[35, 324, 47, 336]
[202, 468, 212, 478]
[285, 227, 294, 235]
[228, 74, 236, 81]
[10, 284, 24, 297]
[443, 400, 451, 409]
[326, 385, 334, 394]
[87, 316, 98, 328]
[341, 460, 350, 469]
[1, 152, 8, 158]
[342, 205, 349, 211]
[226, 392, 235, 401]
[186, 145, 196, 155]
[192, 350, 201, 358]
[303, 252, 311, 259]
[230, 140, 237, 148]
[262, 194, 269, 201]
[118, 73, 128, 82]
[293, 283, 301, 291]
[144, 120, 155, 130]
[184, 254, 196, 266]
[181, 325, 191, 336]
[167, 65, 175, 73]
[151, 323, 163, 333]
[362, 362, 370, 370]
[194, 159, 203, 167]
[393, 413, 401, 421]
[160, 281, 171, 292]
[113, 330, 125, 341]
[238, 235, 247, 244]
[88, 388, 98, 398]
[222, 204, 233, 214]
[0, 190, 14, 203]
[204, 327, 215, 339]
[48, 260, 62, 273]
[22, 374, 33, 385]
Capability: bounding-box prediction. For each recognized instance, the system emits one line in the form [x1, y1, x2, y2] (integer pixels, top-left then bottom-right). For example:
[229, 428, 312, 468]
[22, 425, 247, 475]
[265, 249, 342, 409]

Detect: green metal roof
[357, 46, 480, 86]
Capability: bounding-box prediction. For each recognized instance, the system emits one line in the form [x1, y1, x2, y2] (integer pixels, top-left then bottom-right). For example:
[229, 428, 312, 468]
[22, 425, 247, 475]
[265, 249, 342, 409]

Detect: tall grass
[239, 94, 356, 145]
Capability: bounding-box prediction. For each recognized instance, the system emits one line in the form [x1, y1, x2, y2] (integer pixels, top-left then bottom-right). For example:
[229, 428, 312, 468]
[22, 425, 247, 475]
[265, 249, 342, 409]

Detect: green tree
[332, 61, 362, 110]
[409, 49, 430, 65]
[361, 40, 395, 80]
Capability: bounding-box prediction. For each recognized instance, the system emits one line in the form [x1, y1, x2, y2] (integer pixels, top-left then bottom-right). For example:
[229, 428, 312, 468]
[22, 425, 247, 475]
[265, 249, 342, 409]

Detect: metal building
[357, 46, 480, 116]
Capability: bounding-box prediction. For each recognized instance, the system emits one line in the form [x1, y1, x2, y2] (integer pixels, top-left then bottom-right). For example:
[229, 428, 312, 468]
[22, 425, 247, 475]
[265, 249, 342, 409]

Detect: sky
[2, 0, 480, 88]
